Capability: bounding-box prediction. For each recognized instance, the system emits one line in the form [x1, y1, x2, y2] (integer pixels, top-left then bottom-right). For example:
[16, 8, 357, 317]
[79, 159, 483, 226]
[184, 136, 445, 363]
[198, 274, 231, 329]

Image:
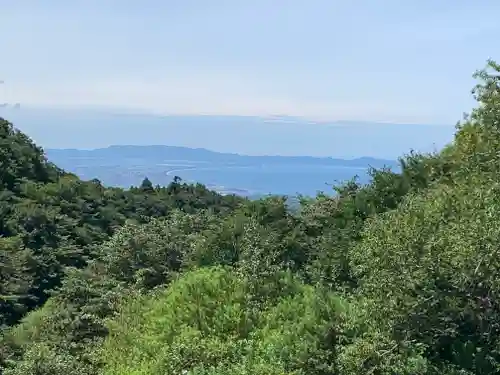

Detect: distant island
[46, 145, 400, 197]
[0, 108, 454, 159]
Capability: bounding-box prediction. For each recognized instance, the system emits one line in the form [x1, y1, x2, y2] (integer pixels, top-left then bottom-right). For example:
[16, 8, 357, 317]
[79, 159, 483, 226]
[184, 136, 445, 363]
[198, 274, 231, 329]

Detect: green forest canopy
[1, 60, 500, 374]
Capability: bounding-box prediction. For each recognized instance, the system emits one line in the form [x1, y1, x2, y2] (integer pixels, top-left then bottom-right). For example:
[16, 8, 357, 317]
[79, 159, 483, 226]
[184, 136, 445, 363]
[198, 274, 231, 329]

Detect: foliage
[0, 118, 243, 328]
[0, 237, 33, 328]
[101, 267, 343, 375]
[1, 60, 500, 374]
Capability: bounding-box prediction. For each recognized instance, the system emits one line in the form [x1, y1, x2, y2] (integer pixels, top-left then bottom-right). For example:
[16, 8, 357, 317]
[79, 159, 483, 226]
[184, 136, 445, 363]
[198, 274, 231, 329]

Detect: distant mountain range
[46, 145, 400, 197]
[0, 107, 455, 159]
[0, 106, 451, 196]
[47, 145, 397, 168]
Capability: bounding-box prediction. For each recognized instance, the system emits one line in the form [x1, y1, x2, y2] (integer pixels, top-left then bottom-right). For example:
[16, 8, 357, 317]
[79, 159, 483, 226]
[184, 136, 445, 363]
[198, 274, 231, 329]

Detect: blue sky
[1, 1, 500, 124]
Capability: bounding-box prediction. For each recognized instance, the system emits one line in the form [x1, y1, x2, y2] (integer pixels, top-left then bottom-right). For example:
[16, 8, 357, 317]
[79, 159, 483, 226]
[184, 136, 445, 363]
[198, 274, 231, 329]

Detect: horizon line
[0, 104, 453, 127]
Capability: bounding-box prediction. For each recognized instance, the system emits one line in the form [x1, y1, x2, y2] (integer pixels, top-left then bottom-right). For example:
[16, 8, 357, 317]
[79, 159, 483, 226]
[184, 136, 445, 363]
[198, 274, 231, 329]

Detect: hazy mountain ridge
[45, 145, 399, 197]
[0, 107, 454, 158]
[46, 145, 397, 167]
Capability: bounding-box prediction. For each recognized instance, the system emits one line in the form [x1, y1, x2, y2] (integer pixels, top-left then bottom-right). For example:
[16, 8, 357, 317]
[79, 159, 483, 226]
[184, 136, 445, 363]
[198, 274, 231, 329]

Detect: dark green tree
[139, 177, 154, 192]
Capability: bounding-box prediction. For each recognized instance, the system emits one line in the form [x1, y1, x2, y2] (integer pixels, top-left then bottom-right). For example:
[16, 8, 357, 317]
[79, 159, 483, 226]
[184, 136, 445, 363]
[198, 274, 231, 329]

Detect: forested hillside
[1, 60, 500, 374]
[0, 122, 242, 328]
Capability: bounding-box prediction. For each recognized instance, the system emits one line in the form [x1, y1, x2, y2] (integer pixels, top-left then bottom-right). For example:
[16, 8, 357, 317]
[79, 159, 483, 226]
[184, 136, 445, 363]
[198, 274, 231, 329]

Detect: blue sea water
[166, 164, 373, 197]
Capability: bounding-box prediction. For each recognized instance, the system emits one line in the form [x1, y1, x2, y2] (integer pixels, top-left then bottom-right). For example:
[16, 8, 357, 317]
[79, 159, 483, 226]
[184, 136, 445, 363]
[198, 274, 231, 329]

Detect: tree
[100, 267, 343, 375]
[139, 177, 154, 192]
[0, 237, 34, 327]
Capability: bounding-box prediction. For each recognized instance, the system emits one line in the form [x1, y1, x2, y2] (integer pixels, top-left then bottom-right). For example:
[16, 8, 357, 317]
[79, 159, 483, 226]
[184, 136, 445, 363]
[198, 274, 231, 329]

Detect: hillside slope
[0, 117, 243, 328]
[1, 60, 500, 375]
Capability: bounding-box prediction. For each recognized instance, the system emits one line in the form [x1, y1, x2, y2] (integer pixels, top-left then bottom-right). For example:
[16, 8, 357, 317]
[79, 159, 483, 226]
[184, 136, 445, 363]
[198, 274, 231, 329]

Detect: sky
[1, 1, 500, 125]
